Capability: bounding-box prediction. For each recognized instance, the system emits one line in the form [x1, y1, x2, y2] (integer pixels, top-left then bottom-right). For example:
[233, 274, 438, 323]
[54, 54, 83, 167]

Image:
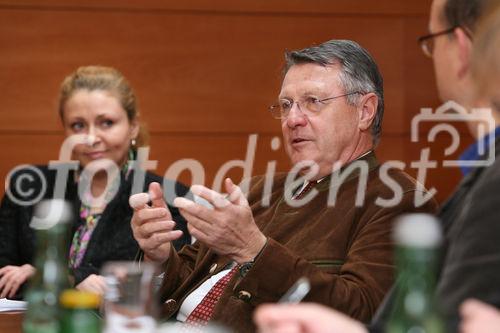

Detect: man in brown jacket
[255, 1, 500, 333]
[130, 40, 437, 332]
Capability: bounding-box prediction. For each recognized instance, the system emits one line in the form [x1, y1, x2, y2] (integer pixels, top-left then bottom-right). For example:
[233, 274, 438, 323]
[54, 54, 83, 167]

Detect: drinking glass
[102, 261, 157, 333]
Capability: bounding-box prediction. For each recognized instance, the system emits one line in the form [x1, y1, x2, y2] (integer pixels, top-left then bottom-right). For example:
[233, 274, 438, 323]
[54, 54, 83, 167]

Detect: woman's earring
[128, 139, 137, 161]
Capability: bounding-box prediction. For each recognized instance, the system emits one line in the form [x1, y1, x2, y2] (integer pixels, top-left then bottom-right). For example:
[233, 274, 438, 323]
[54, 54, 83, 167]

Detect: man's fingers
[256, 304, 329, 325]
[149, 182, 168, 209]
[255, 304, 291, 325]
[139, 221, 176, 237]
[129, 193, 150, 210]
[137, 207, 172, 222]
[178, 209, 213, 234]
[254, 305, 304, 333]
[174, 197, 214, 221]
[187, 224, 210, 243]
[190, 185, 230, 208]
[460, 299, 494, 318]
[139, 230, 183, 250]
[225, 178, 247, 206]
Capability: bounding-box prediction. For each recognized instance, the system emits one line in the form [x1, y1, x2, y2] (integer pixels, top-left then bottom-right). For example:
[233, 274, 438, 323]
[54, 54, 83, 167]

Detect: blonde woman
[0, 66, 190, 298]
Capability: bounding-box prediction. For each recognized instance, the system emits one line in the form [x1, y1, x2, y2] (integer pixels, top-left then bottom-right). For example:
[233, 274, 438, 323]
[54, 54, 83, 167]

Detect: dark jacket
[0, 165, 191, 295]
[370, 137, 500, 332]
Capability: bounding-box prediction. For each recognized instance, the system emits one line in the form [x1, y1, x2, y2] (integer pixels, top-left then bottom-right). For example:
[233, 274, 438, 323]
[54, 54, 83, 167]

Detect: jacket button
[164, 299, 177, 312]
[209, 263, 218, 274]
[237, 290, 252, 301]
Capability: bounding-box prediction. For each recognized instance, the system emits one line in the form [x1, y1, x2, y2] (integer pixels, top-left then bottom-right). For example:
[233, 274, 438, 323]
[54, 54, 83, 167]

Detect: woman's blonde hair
[58, 65, 149, 146]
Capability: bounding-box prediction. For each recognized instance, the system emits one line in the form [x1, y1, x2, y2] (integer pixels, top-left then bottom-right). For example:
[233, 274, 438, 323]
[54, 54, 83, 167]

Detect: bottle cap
[60, 289, 101, 309]
[394, 213, 442, 248]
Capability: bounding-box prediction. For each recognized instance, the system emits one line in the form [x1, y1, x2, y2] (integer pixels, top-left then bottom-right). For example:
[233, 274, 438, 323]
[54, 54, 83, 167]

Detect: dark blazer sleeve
[0, 166, 43, 268]
[0, 191, 28, 268]
[435, 164, 500, 332]
[370, 160, 500, 332]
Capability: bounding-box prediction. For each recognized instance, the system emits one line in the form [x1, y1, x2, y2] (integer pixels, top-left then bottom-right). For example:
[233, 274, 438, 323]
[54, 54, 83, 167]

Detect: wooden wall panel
[0, 1, 430, 16]
[0, 9, 407, 133]
[1, 0, 468, 205]
[149, 133, 290, 187]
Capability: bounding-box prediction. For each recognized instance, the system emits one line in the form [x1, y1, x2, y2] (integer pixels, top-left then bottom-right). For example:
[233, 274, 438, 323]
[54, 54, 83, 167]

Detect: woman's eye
[70, 122, 84, 132]
[101, 119, 114, 128]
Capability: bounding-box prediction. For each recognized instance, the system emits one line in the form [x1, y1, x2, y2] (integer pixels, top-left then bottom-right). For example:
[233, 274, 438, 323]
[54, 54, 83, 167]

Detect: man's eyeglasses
[269, 92, 361, 120]
[418, 25, 472, 58]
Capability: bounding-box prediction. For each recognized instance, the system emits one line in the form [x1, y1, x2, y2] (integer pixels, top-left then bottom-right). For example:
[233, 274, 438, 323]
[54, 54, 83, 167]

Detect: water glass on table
[102, 261, 157, 333]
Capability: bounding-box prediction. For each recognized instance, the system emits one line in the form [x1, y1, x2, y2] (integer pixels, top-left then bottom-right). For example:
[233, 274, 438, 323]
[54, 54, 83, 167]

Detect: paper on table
[0, 298, 27, 312]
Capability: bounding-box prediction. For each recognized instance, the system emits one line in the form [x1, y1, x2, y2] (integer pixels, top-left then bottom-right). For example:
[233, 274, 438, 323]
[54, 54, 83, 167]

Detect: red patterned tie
[294, 180, 318, 200]
[185, 266, 239, 327]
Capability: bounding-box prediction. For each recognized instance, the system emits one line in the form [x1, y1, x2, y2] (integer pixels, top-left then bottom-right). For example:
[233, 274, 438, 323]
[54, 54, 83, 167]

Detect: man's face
[429, 0, 460, 101]
[279, 63, 363, 178]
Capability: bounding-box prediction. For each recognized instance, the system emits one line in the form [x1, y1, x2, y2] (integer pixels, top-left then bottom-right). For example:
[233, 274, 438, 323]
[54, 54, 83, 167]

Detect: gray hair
[284, 40, 384, 146]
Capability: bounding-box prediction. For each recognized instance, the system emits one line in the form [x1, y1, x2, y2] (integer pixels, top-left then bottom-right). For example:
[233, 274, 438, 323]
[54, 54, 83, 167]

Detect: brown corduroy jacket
[159, 153, 438, 333]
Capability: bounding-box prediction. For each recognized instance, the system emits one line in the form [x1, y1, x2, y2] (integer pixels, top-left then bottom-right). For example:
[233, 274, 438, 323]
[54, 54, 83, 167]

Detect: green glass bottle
[386, 214, 444, 333]
[59, 289, 102, 333]
[23, 200, 73, 333]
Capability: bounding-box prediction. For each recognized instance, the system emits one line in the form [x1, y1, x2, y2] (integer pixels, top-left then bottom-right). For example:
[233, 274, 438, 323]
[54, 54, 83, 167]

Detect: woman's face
[62, 89, 139, 169]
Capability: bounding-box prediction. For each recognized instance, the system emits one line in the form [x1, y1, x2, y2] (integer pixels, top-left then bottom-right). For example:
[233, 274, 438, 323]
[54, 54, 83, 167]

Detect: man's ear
[358, 92, 378, 131]
[455, 27, 473, 78]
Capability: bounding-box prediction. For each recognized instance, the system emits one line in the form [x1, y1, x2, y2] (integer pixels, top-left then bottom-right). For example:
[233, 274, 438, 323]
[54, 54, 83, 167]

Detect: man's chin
[289, 157, 320, 173]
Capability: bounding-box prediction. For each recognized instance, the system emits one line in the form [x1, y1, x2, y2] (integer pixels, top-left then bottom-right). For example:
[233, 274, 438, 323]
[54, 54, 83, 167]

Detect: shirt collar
[294, 149, 374, 195]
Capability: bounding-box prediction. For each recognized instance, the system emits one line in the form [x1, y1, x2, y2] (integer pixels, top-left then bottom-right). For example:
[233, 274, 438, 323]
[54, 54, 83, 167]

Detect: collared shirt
[176, 262, 237, 322]
[459, 126, 500, 176]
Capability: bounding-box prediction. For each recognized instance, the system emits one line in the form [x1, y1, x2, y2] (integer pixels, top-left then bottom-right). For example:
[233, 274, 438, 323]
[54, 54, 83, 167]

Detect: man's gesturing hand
[129, 182, 183, 264]
[174, 178, 266, 264]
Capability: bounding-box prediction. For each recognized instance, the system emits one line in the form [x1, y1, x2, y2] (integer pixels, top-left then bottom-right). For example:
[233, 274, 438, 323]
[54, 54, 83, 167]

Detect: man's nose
[286, 102, 307, 127]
